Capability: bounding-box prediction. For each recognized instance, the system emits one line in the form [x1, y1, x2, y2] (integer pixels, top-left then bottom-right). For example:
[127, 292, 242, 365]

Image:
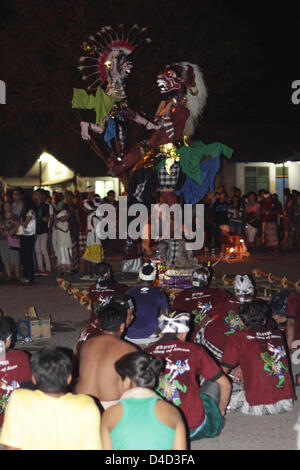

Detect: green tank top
[110, 397, 175, 450]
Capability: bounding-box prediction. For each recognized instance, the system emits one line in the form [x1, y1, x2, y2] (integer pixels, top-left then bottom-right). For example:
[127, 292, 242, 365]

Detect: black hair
[115, 352, 165, 390]
[96, 262, 111, 279]
[239, 300, 271, 331]
[111, 293, 130, 304]
[247, 191, 257, 200]
[139, 263, 156, 285]
[141, 264, 155, 276]
[98, 304, 127, 332]
[269, 290, 289, 318]
[110, 293, 134, 311]
[30, 347, 72, 393]
[0, 316, 15, 343]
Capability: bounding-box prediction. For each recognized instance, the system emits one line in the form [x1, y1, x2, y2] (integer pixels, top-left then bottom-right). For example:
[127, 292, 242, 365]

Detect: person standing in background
[261, 192, 281, 254]
[34, 189, 51, 276]
[0, 202, 20, 281]
[63, 191, 79, 274]
[213, 192, 229, 253]
[293, 193, 300, 249]
[55, 209, 73, 275]
[18, 197, 36, 284]
[11, 188, 24, 219]
[245, 192, 261, 252]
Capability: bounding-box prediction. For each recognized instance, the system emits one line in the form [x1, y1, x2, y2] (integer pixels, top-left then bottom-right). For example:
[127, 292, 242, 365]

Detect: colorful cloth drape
[156, 140, 234, 204]
[72, 87, 119, 126]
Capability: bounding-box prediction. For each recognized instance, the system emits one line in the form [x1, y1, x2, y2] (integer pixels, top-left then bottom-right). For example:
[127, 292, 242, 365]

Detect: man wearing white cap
[125, 263, 169, 345]
[84, 186, 101, 204]
[146, 312, 231, 440]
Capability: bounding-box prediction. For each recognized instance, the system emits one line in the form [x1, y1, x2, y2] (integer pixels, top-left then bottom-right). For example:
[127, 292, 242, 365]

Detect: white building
[202, 123, 300, 203]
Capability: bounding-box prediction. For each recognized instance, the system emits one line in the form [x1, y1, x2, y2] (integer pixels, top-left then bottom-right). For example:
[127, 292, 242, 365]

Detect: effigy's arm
[72, 88, 97, 111]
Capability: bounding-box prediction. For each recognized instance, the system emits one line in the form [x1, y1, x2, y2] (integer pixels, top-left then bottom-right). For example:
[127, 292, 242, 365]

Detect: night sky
[0, 0, 300, 175]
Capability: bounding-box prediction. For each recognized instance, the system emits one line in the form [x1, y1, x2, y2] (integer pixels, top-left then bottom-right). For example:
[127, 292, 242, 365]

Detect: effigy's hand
[146, 121, 160, 131]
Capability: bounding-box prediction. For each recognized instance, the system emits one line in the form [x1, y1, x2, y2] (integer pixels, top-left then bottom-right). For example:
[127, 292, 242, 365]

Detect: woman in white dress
[55, 210, 72, 274]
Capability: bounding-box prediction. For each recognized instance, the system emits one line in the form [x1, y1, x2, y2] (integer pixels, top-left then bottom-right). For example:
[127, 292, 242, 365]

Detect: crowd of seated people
[0, 260, 298, 450]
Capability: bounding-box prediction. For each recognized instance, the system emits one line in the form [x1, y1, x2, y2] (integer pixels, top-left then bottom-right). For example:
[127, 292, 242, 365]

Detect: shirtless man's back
[75, 333, 137, 401]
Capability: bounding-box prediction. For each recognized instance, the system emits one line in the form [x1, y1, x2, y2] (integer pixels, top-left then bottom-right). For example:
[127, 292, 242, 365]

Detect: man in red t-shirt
[221, 300, 296, 415]
[192, 274, 255, 361]
[173, 265, 229, 313]
[88, 263, 129, 322]
[146, 313, 231, 440]
[270, 290, 300, 349]
[193, 297, 243, 359]
[172, 265, 229, 341]
[0, 317, 32, 427]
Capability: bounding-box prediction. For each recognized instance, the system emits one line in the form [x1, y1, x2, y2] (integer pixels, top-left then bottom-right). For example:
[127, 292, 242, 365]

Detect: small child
[0, 317, 31, 428]
[55, 210, 72, 275]
[0, 346, 102, 450]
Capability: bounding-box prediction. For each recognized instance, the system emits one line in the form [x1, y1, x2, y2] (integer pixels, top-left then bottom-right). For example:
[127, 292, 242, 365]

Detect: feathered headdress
[78, 24, 151, 92]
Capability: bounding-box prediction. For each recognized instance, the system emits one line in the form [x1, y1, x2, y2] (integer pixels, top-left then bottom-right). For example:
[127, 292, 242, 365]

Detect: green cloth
[189, 393, 224, 441]
[110, 397, 175, 450]
[72, 87, 119, 126]
[156, 140, 234, 185]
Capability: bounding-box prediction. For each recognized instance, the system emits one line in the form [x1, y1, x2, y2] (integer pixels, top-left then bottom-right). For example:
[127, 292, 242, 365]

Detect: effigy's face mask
[235, 291, 254, 303]
[234, 275, 254, 303]
[157, 65, 183, 95]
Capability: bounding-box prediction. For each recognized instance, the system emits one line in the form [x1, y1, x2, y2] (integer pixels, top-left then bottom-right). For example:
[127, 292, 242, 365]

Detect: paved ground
[1, 251, 300, 450]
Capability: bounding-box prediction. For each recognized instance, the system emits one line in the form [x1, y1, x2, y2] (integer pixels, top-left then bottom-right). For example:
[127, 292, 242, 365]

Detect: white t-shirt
[47, 202, 54, 228]
[17, 210, 36, 236]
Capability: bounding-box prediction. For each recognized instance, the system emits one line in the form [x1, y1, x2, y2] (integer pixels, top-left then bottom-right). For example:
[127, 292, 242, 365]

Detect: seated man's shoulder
[121, 339, 138, 351]
[65, 392, 99, 409]
[6, 349, 30, 362]
[8, 388, 39, 406]
[114, 338, 138, 356]
[81, 333, 136, 352]
[152, 286, 167, 296]
[288, 291, 300, 305]
[81, 332, 105, 348]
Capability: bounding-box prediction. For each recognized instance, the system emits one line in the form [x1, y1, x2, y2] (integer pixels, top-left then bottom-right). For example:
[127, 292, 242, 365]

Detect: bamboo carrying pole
[56, 278, 92, 310]
[252, 269, 299, 290]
